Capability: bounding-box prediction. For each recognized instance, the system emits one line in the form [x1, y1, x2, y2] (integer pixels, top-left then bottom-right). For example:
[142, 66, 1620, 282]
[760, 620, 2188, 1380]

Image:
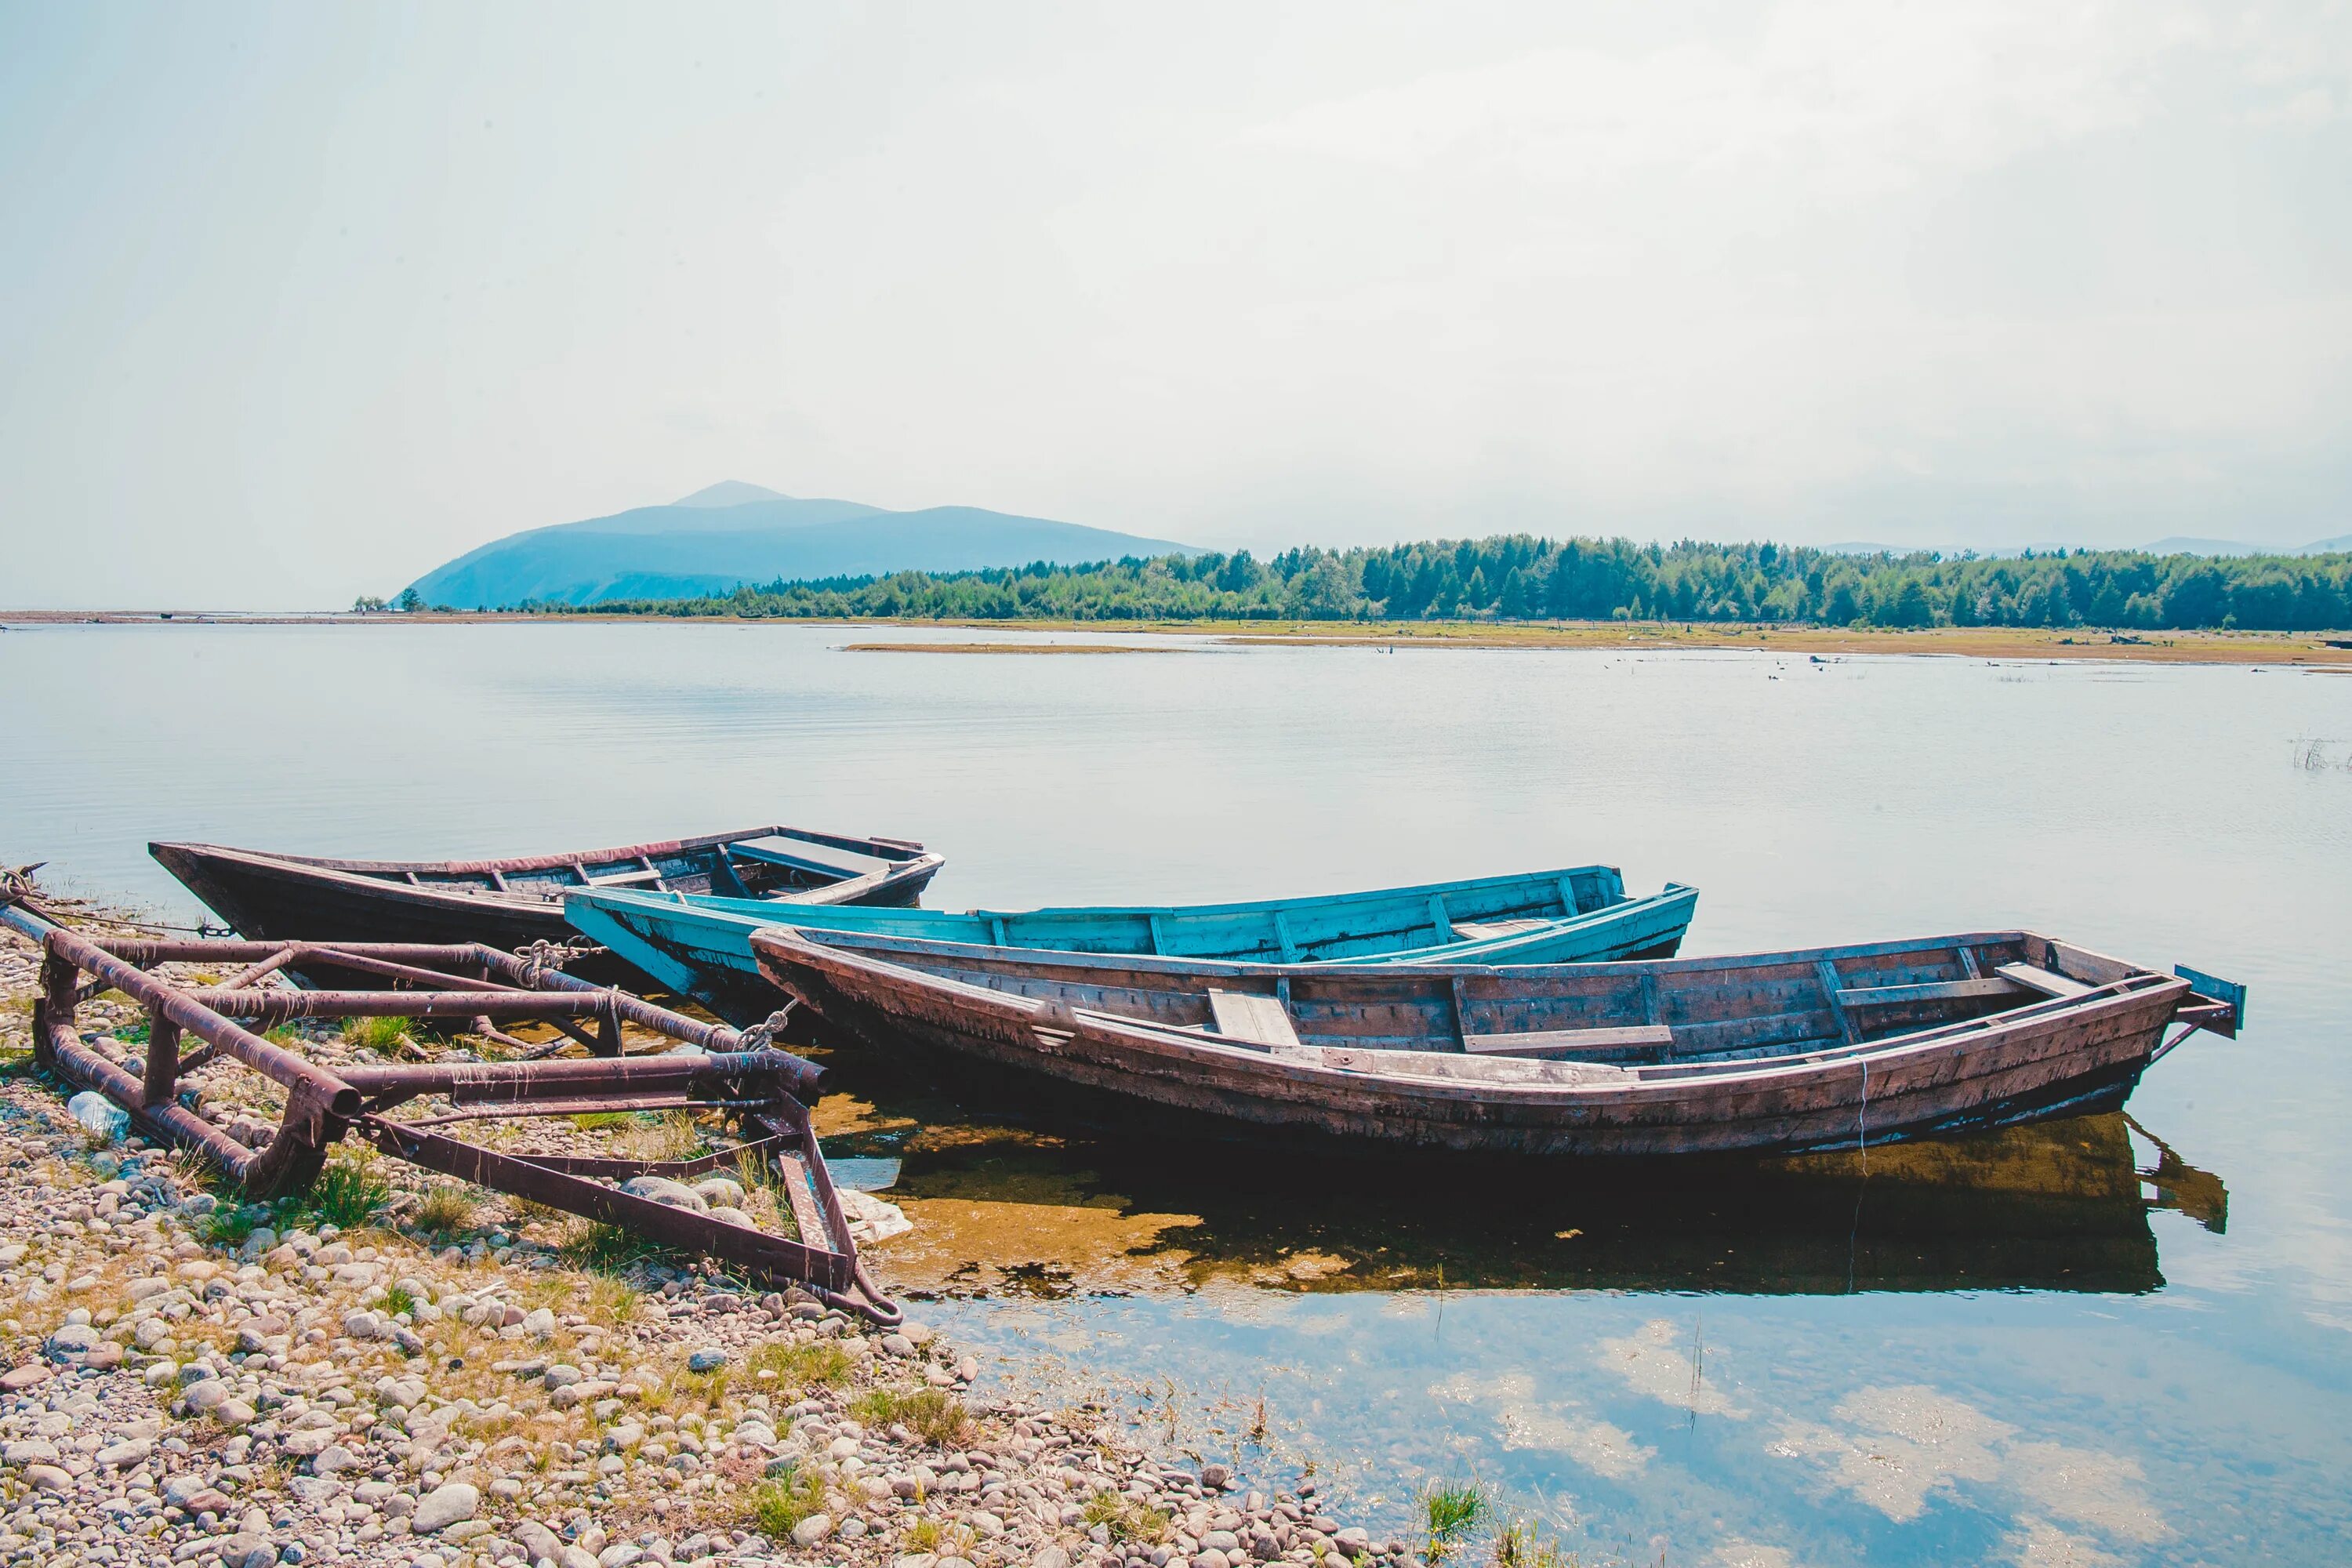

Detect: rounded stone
[412, 1480, 480, 1533]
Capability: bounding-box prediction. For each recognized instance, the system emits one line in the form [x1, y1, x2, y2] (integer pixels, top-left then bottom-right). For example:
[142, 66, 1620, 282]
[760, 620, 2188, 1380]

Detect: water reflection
[813, 1036, 2226, 1299]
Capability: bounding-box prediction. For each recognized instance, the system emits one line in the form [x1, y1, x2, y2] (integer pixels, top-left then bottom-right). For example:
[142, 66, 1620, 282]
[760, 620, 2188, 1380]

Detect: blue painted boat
[568, 868, 1699, 1025]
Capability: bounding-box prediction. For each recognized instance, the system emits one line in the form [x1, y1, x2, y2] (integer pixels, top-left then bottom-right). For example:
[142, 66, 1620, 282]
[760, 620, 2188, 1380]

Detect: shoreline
[4, 610, 2349, 668]
[0, 902, 1433, 1568]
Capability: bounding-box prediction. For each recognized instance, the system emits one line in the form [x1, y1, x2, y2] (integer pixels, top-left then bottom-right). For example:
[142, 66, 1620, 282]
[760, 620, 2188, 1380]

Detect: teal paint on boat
[566, 868, 1699, 1025]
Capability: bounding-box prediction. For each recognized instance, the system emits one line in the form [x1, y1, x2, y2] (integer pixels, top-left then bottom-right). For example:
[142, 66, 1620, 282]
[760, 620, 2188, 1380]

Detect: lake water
[3, 620, 2348, 1566]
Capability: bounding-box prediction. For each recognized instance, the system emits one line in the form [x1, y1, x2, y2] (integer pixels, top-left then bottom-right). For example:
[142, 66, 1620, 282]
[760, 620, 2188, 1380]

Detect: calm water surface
[3, 621, 2348, 1566]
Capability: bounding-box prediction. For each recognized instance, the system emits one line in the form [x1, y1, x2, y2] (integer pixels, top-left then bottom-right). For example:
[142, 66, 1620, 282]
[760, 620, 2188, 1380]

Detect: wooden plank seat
[1449, 919, 1554, 942]
[1464, 1024, 1675, 1059]
[582, 868, 666, 888]
[1207, 989, 1301, 1051]
[1837, 977, 2027, 1007]
[1994, 962, 2093, 1000]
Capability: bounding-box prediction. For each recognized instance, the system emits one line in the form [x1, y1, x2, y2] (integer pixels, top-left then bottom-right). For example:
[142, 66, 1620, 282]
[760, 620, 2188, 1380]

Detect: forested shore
[495, 536, 2352, 632]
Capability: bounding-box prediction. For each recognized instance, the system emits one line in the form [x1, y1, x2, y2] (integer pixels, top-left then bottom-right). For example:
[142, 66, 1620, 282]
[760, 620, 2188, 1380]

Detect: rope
[734, 1002, 799, 1053]
[514, 936, 605, 986]
[1843, 1057, 1874, 1295]
[1857, 1057, 1869, 1165]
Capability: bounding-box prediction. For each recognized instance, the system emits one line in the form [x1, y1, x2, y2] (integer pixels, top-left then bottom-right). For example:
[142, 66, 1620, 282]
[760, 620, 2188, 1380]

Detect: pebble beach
[0, 912, 1417, 1568]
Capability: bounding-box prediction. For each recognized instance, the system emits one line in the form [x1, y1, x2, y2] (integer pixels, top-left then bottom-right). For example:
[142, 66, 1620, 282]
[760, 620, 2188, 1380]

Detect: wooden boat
[566, 867, 1699, 1025]
[151, 826, 945, 988]
[748, 926, 2245, 1156]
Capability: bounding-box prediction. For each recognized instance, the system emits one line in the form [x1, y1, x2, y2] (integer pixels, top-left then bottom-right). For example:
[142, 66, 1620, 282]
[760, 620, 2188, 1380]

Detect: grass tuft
[558, 1219, 665, 1272]
[413, 1185, 478, 1239]
[341, 1015, 414, 1054]
[194, 1205, 261, 1248]
[747, 1464, 826, 1538]
[581, 1272, 641, 1324]
[1424, 1479, 1492, 1557]
[748, 1339, 852, 1392]
[292, 1145, 390, 1229]
[1082, 1489, 1171, 1545]
[1489, 1519, 1575, 1568]
[849, 1385, 974, 1445]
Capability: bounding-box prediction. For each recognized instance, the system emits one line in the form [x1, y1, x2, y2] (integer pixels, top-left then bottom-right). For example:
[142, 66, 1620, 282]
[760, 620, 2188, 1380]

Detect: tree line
[502, 536, 2352, 630]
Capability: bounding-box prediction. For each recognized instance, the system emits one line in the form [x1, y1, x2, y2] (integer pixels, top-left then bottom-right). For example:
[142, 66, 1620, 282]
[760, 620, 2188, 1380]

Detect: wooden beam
[1207, 990, 1301, 1051]
[1271, 910, 1299, 963]
[1465, 1025, 1674, 1058]
[1817, 960, 1864, 1045]
[1994, 962, 2092, 1000]
[1838, 978, 2024, 1007]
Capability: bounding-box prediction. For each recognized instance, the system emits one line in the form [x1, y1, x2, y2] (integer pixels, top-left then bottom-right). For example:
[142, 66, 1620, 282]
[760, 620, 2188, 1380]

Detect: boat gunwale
[149, 832, 946, 921]
[585, 862, 1638, 924]
[150, 823, 931, 879]
[749, 924, 2193, 1111]
[742, 916, 2047, 985]
[571, 879, 1699, 975]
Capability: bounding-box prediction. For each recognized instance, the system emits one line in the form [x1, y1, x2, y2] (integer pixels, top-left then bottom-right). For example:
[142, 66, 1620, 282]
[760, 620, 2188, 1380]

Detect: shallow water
[3, 620, 2348, 1565]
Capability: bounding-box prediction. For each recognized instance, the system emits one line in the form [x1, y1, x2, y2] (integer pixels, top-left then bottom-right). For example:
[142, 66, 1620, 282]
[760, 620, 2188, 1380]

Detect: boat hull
[153, 829, 942, 990]
[567, 872, 1700, 1027]
[753, 930, 2199, 1157]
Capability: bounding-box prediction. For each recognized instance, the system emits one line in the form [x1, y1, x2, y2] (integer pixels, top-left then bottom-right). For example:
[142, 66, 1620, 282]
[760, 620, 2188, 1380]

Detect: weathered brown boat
[749, 926, 2245, 1156]
[153, 826, 944, 988]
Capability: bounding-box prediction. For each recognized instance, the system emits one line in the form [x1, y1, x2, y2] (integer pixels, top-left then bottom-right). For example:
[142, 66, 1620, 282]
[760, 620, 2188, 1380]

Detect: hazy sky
[3, 2, 2348, 608]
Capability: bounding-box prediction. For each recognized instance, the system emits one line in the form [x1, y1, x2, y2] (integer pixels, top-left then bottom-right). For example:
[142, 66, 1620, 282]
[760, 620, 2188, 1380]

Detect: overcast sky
[2, 1, 2347, 608]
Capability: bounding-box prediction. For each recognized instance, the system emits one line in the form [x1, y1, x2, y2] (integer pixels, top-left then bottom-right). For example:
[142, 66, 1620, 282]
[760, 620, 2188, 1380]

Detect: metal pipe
[339, 1047, 824, 1104]
[40, 924, 363, 1119]
[44, 1018, 256, 1178]
[469, 946, 744, 1051]
[89, 939, 492, 967]
[296, 947, 528, 993]
[142, 1009, 180, 1107]
[183, 989, 632, 1018]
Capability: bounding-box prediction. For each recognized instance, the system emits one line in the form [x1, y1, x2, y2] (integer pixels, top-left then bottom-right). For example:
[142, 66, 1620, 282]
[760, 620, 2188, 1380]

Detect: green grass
[1424, 1479, 1492, 1557]
[413, 1185, 478, 1238]
[290, 1147, 390, 1229]
[748, 1339, 853, 1392]
[383, 1284, 416, 1317]
[341, 1015, 413, 1054]
[848, 1385, 973, 1445]
[194, 1205, 261, 1248]
[558, 1220, 666, 1272]
[568, 1111, 633, 1131]
[114, 1021, 151, 1045]
[1489, 1520, 1575, 1568]
[747, 1465, 826, 1538]
[1081, 1490, 1171, 1546]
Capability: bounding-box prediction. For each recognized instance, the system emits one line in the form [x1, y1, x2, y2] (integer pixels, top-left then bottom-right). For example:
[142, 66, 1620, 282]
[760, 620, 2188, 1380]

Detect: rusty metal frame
[0, 902, 898, 1323]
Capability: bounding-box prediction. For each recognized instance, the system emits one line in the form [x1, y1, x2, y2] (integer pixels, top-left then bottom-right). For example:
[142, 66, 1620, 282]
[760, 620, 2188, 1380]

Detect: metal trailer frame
[0, 898, 898, 1323]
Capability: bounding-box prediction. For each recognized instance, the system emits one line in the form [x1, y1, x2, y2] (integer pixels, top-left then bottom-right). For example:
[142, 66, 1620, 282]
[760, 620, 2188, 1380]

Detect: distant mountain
[2303, 533, 2352, 555]
[672, 480, 791, 509]
[405, 484, 1200, 608]
[2143, 535, 2285, 557]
